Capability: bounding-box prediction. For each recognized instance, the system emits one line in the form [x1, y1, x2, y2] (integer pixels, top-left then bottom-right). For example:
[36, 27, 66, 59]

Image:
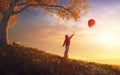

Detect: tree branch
[17, 2, 28, 6]
[12, 4, 29, 15]
[7, 0, 10, 6]
[13, 3, 73, 15]
[10, 0, 20, 8]
[0, 10, 4, 15]
[31, 4, 73, 14]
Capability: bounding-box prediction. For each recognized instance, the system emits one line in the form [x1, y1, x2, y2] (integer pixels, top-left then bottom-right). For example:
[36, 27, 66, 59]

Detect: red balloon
[88, 19, 95, 28]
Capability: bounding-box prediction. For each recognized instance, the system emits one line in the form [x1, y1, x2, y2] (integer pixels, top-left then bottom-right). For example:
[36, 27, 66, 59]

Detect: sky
[9, 0, 120, 65]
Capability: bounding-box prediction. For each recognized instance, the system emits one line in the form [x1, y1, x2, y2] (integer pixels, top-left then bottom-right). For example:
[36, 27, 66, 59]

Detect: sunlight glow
[97, 31, 119, 46]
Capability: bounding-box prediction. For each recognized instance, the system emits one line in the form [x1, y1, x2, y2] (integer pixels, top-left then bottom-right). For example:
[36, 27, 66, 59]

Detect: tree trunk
[0, 14, 10, 45]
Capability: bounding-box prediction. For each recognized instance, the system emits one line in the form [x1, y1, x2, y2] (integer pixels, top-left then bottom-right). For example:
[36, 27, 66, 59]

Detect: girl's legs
[64, 46, 69, 58]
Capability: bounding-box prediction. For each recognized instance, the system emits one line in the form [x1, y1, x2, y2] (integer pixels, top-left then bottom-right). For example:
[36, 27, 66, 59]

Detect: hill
[0, 45, 120, 75]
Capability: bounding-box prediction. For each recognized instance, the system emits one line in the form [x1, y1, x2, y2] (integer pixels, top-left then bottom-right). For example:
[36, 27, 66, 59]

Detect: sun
[97, 31, 119, 46]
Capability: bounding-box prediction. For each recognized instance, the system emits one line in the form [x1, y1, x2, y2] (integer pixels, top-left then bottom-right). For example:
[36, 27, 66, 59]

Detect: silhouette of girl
[63, 32, 75, 58]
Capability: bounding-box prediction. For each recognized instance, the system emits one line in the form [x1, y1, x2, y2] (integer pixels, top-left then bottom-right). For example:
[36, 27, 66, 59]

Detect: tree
[0, 0, 90, 45]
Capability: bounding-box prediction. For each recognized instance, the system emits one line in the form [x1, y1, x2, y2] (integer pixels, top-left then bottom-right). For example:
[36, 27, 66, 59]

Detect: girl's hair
[65, 35, 69, 38]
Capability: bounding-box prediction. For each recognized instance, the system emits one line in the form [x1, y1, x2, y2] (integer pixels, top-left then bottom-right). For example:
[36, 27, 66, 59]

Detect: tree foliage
[0, 0, 90, 28]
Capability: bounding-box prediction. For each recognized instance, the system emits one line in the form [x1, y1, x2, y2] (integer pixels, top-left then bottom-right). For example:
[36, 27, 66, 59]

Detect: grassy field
[0, 45, 120, 75]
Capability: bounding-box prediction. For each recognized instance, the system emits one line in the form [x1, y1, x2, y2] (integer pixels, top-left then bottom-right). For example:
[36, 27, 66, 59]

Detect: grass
[0, 45, 120, 75]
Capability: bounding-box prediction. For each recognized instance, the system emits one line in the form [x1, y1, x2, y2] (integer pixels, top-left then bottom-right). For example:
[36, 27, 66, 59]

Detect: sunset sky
[9, 0, 120, 65]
